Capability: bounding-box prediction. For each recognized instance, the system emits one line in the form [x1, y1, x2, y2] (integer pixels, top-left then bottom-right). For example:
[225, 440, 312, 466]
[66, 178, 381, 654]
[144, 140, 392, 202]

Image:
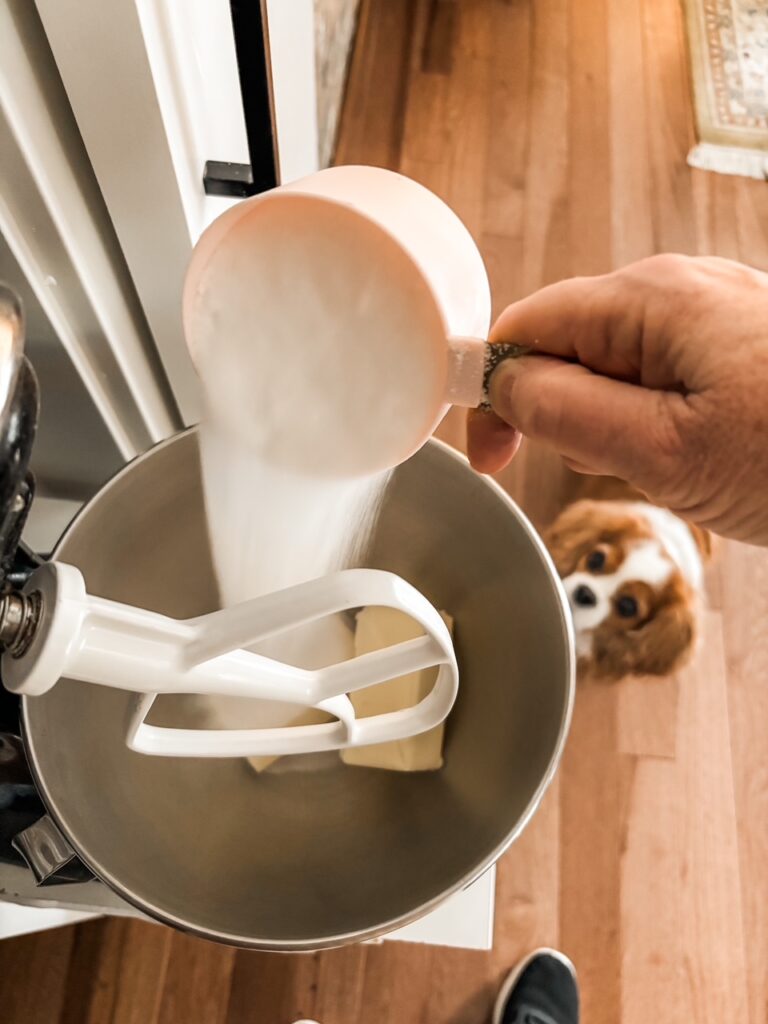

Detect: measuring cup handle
[445, 335, 486, 407]
[446, 337, 530, 410]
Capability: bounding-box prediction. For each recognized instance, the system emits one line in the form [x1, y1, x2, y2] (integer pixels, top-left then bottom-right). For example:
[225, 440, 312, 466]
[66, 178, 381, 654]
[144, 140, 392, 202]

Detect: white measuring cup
[183, 165, 494, 478]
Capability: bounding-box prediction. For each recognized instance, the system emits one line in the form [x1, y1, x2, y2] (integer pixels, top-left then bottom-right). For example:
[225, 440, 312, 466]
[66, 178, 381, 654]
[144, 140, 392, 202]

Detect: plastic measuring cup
[183, 165, 494, 478]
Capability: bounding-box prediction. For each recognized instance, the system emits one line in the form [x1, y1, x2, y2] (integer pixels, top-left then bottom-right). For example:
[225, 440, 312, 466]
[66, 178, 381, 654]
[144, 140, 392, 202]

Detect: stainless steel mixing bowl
[21, 431, 574, 949]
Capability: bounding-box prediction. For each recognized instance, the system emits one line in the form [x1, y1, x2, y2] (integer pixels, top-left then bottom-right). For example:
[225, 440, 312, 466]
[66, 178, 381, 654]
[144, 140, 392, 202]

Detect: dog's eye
[616, 595, 638, 619]
[586, 549, 606, 572]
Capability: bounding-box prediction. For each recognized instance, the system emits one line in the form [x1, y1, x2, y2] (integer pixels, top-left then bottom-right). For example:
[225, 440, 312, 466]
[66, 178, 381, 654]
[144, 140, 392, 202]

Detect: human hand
[467, 254, 768, 545]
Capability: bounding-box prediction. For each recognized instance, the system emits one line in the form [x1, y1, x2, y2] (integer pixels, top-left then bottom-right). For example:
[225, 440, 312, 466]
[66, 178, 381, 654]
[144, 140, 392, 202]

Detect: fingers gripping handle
[2, 562, 458, 758]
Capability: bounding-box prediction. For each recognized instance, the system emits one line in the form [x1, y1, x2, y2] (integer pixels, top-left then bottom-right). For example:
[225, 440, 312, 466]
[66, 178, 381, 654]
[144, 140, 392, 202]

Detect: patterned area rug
[684, 0, 768, 179]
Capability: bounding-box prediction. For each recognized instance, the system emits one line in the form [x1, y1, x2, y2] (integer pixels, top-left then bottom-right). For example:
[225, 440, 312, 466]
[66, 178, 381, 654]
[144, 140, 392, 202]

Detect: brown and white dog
[545, 500, 711, 680]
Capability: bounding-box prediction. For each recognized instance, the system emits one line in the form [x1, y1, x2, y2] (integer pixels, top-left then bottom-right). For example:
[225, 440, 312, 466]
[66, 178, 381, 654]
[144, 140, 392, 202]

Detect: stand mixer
[0, 168, 573, 949]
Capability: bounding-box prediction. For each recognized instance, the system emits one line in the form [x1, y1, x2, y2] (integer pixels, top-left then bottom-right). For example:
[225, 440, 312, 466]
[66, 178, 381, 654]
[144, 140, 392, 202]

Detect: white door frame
[34, 0, 319, 426]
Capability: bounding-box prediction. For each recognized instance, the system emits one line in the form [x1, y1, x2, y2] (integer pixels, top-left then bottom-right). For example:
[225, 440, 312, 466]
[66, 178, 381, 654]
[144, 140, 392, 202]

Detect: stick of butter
[340, 606, 453, 772]
[246, 706, 334, 773]
[246, 614, 353, 773]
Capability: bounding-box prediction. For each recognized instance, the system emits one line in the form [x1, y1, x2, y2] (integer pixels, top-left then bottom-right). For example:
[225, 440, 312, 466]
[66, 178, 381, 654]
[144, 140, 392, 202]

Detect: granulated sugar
[198, 423, 389, 612]
[193, 424, 390, 757]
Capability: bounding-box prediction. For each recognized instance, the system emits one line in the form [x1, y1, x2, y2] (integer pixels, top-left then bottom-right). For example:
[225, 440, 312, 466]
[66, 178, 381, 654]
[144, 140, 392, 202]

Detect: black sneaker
[492, 948, 579, 1024]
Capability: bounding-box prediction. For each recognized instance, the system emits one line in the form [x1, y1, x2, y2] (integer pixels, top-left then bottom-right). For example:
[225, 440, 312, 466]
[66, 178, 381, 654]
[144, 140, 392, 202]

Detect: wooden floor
[4, 1, 768, 1021]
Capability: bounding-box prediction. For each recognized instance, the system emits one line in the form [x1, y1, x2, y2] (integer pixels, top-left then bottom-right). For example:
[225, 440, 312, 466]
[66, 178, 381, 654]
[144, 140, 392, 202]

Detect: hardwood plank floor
[2, 0, 768, 1021]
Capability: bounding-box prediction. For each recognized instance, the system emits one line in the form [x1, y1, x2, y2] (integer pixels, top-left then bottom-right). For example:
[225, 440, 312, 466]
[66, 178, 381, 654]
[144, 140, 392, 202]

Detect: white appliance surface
[0, 860, 495, 950]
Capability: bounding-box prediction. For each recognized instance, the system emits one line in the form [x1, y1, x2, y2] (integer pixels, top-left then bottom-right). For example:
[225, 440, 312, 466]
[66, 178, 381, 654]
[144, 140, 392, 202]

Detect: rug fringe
[687, 143, 768, 181]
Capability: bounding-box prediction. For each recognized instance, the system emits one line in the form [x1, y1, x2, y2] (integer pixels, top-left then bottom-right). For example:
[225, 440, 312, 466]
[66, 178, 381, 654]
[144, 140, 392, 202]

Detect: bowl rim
[21, 429, 575, 950]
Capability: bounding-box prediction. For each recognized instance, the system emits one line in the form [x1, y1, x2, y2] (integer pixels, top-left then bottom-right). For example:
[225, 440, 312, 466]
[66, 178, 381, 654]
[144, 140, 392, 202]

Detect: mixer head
[0, 286, 39, 581]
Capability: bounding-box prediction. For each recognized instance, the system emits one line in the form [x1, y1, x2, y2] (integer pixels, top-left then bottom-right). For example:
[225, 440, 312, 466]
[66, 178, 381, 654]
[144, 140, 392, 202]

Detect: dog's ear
[592, 588, 697, 680]
[686, 521, 713, 561]
[544, 500, 610, 576]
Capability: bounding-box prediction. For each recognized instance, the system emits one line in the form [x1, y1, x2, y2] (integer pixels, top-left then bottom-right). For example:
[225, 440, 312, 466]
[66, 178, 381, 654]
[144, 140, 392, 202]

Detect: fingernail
[466, 408, 521, 473]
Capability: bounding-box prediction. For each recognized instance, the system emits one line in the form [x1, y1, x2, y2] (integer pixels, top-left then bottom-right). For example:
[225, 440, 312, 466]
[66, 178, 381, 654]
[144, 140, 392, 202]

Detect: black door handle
[203, 1, 280, 198]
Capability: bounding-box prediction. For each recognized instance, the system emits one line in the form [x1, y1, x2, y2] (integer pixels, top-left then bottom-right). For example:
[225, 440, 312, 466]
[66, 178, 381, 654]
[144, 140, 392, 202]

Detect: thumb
[489, 354, 689, 488]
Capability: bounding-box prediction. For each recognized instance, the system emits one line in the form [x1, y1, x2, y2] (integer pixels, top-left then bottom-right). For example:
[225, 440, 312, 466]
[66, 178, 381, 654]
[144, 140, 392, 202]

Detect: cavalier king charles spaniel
[545, 500, 711, 680]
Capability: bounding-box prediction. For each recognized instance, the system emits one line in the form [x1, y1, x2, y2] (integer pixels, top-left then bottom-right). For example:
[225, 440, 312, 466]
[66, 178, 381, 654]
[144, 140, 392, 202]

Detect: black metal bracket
[203, 1, 280, 198]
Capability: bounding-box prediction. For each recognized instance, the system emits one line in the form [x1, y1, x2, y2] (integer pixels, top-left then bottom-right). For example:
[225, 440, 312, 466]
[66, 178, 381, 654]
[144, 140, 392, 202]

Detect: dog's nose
[573, 583, 597, 608]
